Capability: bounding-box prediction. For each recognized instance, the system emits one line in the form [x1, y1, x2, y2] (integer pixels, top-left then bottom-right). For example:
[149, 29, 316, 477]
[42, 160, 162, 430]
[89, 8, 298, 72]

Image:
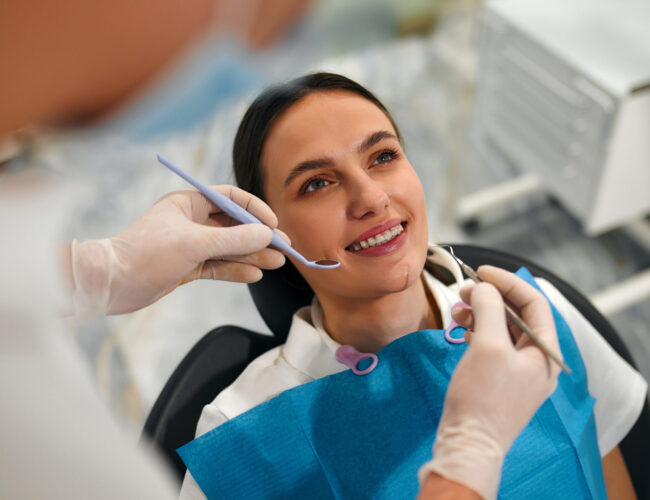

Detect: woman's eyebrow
[283, 157, 334, 189]
[357, 130, 398, 154]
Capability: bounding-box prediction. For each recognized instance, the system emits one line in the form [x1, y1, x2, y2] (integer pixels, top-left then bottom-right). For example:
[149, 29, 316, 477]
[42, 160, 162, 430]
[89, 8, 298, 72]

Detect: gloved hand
[418, 266, 563, 500]
[70, 186, 287, 318]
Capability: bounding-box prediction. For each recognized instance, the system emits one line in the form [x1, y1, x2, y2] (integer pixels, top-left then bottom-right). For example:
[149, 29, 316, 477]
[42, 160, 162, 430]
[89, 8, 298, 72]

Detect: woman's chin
[304, 247, 426, 298]
[368, 261, 423, 295]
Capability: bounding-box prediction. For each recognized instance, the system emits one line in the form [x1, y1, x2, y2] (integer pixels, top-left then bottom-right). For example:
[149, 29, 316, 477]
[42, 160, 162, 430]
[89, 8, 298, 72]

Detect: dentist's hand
[418, 266, 563, 500]
[69, 186, 288, 317]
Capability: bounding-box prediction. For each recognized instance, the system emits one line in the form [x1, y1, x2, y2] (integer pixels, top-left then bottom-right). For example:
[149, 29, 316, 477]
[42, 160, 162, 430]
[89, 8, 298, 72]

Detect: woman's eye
[372, 150, 398, 166]
[303, 177, 330, 193]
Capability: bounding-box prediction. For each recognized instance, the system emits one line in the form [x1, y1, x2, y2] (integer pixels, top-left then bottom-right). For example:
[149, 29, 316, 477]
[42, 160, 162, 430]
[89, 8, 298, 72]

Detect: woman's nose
[347, 174, 390, 220]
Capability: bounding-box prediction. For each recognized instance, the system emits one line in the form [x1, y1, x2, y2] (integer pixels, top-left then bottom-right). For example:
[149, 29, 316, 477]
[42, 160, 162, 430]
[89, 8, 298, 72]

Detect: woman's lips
[347, 218, 405, 248]
[345, 221, 408, 257]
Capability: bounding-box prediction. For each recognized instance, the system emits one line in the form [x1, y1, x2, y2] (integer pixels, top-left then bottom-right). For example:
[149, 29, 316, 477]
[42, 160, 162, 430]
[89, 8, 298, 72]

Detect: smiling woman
[235, 75, 435, 353]
[178, 73, 645, 500]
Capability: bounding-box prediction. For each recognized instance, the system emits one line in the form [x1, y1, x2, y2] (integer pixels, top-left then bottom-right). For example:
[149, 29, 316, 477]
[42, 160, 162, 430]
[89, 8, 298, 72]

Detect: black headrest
[247, 260, 314, 342]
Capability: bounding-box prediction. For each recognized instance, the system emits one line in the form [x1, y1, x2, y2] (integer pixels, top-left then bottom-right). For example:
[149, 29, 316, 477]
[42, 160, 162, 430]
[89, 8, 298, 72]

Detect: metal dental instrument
[157, 154, 340, 270]
[444, 246, 571, 374]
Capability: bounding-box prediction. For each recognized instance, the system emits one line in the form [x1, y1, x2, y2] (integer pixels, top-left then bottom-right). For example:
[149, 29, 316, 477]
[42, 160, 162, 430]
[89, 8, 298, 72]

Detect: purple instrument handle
[335, 345, 378, 375]
[444, 301, 470, 344]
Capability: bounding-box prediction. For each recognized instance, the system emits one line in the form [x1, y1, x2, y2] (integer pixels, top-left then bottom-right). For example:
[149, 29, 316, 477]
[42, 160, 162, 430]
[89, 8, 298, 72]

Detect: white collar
[282, 300, 346, 380]
[281, 270, 463, 381]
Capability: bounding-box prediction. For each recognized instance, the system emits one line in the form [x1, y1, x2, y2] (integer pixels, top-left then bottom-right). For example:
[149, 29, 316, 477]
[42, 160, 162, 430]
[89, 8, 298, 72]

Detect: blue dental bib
[178, 268, 606, 499]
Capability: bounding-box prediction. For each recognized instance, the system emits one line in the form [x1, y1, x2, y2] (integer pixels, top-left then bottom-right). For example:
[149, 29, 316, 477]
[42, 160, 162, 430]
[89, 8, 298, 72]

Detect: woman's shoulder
[193, 342, 313, 437]
[194, 304, 326, 436]
[217, 345, 312, 418]
[534, 278, 647, 455]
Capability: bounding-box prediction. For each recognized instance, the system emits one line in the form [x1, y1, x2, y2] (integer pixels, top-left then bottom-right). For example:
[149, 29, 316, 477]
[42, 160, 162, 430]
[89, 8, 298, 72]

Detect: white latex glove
[70, 186, 288, 318]
[419, 266, 563, 500]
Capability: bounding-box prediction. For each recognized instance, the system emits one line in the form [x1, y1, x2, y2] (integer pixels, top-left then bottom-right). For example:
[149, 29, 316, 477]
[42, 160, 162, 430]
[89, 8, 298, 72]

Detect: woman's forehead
[262, 91, 396, 172]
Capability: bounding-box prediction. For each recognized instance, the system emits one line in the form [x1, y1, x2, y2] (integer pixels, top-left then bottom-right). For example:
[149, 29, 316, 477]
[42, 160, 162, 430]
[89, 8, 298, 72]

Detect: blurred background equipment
[462, 0, 650, 315]
[468, 0, 650, 235]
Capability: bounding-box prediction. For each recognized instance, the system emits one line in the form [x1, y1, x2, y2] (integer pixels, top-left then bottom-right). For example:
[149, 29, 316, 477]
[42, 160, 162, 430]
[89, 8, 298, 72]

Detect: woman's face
[262, 90, 428, 300]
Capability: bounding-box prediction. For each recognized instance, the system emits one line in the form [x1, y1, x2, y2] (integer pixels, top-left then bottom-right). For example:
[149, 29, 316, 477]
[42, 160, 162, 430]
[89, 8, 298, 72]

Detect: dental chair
[141, 244, 650, 498]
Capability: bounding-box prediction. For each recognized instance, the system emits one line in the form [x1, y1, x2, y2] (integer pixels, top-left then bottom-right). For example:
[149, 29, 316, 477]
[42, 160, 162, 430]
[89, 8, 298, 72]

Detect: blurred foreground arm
[0, 0, 309, 138]
[0, 0, 213, 137]
[65, 186, 287, 317]
[418, 266, 563, 500]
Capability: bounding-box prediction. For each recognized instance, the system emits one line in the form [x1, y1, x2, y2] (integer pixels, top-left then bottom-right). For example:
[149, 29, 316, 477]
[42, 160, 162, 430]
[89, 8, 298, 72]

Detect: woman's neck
[318, 274, 440, 353]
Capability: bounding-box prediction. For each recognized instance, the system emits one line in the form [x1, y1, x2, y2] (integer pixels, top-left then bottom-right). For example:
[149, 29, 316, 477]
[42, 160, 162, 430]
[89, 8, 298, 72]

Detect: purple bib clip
[335, 345, 378, 375]
[444, 301, 469, 344]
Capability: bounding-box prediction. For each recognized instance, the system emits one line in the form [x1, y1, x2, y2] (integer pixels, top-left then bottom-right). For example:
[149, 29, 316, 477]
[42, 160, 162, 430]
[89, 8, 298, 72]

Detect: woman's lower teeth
[351, 224, 403, 251]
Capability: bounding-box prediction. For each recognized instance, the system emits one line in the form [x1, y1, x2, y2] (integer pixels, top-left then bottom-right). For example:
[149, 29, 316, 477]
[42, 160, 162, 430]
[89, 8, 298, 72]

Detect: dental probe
[446, 247, 571, 374]
[157, 154, 340, 270]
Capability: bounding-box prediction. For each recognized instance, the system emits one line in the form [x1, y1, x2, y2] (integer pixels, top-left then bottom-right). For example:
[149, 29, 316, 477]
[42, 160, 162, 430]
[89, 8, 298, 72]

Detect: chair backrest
[142, 244, 649, 497]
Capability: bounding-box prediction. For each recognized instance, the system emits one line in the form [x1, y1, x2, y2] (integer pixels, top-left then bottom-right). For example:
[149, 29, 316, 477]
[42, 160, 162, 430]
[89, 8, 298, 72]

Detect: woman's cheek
[284, 212, 329, 254]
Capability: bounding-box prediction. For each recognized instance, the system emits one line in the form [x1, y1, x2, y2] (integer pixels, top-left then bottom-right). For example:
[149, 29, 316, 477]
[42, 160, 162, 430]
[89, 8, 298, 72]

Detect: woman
[179, 73, 646, 499]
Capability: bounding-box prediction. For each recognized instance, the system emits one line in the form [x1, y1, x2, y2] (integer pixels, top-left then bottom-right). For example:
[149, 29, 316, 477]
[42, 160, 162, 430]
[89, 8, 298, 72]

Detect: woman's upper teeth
[351, 223, 403, 251]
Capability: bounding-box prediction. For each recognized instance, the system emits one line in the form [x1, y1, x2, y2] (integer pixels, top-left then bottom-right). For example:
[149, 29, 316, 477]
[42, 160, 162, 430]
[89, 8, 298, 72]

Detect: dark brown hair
[233, 72, 401, 200]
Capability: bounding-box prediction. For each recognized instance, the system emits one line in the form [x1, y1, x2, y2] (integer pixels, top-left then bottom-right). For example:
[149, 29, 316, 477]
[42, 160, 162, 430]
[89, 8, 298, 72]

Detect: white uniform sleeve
[0, 322, 180, 500]
[537, 279, 648, 456]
